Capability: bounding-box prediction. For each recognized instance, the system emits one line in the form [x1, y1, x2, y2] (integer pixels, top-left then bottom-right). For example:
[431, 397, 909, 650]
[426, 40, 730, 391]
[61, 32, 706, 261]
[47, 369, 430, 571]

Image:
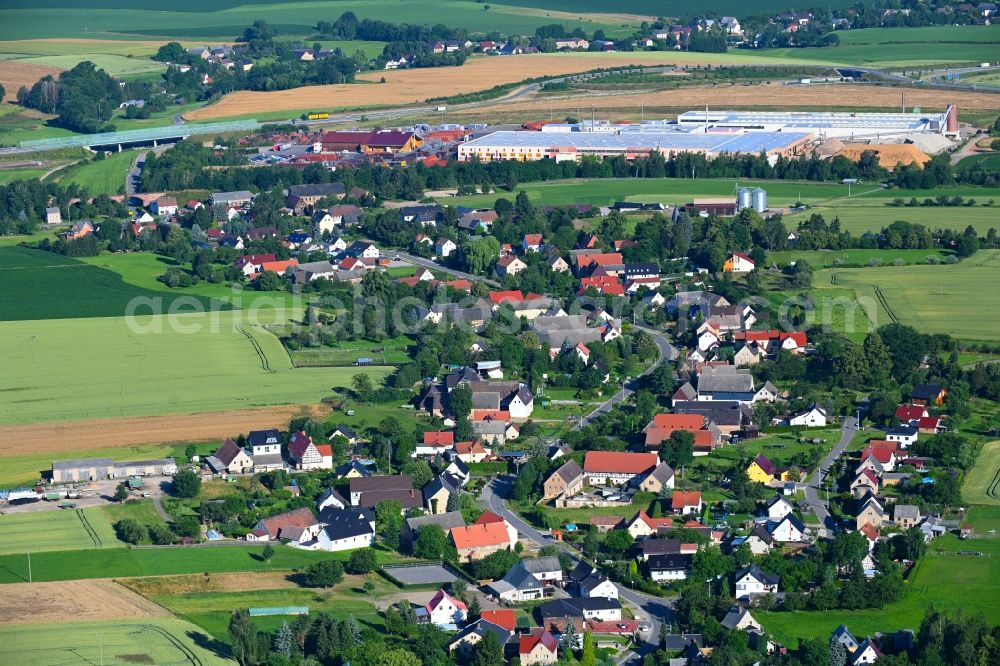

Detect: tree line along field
[0, 508, 121, 555]
[811, 250, 1000, 342]
[0, 309, 393, 426]
[438, 178, 867, 209]
[0, 619, 233, 666]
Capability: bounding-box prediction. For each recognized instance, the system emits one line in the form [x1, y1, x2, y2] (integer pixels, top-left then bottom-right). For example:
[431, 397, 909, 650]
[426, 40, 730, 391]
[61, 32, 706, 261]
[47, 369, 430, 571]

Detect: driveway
[802, 416, 858, 534]
[394, 251, 500, 288]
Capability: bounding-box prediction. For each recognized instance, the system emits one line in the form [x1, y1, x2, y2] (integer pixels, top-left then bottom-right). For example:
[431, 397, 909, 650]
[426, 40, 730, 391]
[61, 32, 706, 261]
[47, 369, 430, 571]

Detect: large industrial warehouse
[675, 107, 957, 139]
[456, 128, 813, 163]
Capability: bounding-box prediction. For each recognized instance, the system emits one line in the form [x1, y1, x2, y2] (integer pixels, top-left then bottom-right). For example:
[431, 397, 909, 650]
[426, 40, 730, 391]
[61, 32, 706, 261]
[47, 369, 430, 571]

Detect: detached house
[672, 491, 703, 516]
[519, 629, 559, 665]
[417, 588, 467, 628]
[734, 565, 779, 600]
[288, 431, 327, 470]
[207, 438, 253, 474]
[316, 508, 375, 552]
[723, 252, 756, 273]
[247, 507, 320, 545]
[450, 511, 517, 561]
[248, 428, 284, 472]
[543, 459, 585, 499]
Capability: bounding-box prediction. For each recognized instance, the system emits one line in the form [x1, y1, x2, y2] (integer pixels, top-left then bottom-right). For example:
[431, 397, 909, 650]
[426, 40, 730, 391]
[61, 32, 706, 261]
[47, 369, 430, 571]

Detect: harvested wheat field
[0, 580, 169, 625]
[494, 84, 1000, 114]
[121, 572, 299, 598]
[0, 404, 327, 457]
[185, 51, 824, 120]
[0, 60, 62, 94]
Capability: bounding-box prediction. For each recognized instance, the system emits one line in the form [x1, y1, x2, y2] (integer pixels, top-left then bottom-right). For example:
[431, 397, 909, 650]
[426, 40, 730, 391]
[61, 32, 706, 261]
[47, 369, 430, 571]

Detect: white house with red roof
[235, 253, 277, 276]
[522, 234, 544, 253]
[575, 342, 591, 365]
[418, 588, 468, 628]
[288, 431, 327, 470]
[724, 252, 756, 273]
[672, 491, 703, 516]
[416, 431, 455, 458]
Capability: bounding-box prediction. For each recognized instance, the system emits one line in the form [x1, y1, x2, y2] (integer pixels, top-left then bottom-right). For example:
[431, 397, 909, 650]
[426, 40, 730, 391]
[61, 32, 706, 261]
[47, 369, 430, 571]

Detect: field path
[0, 404, 328, 456]
[0, 580, 169, 625]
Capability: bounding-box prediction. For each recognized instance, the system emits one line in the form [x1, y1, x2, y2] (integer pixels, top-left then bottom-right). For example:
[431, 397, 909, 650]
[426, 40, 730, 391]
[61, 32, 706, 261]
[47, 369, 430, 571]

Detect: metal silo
[737, 188, 752, 211]
[752, 188, 768, 213]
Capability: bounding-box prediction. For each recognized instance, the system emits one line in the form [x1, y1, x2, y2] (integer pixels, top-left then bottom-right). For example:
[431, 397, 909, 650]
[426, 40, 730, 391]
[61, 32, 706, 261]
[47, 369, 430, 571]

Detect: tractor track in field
[75, 508, 102, 547]
[237, 326, 273, 372]
[987, 467, 1000, 500]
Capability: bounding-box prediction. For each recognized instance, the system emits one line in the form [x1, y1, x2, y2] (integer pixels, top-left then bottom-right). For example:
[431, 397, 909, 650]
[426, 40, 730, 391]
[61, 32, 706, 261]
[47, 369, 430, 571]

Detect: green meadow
[812, 250, 1000, 341]
[768, 248, 952, 268]
[0, 309, 392, 425]
[0, 508, 121, 555]
[0, 0, 631, 42]
[759, 535, 1000, 647]
[0, 619, 233, 666]
[0, 543, 400, 583]
[47, 150, 138, 195]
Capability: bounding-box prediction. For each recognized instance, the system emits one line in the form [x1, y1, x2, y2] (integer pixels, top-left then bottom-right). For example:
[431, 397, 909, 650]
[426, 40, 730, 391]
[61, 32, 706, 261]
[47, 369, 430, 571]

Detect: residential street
[802, 416, 859, 534]
[394, 251, 500, 288]
[479, 479, 671, 662]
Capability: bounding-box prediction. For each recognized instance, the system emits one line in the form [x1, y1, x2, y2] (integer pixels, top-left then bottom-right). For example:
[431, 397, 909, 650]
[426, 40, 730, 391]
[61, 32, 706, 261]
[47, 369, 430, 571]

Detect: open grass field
[757, 25, 1000, 67]
[758, 535, 1000, 647]
[47, 150, 137, 195]
[103, 499, 170, 527]
[0, 579, 170, 624]
[0, 1, 633, 42]
[782, 201, 1000, 235]
[0, 309, 392, 425]
[768, 248, 952, 268]
[956, 153, 1000, 174]
[0, 166, 46, 183]
[437, 178, 865, 210]
[0, 104, 76, 146]
[0, 543, 403, 584]
[963, 440, 1000, 506]
[0, 245, 227, 320]
[812, 250, 1000, 341]
[962, 69, 1000, 88]
[0, 619, 234, 665]
[0, 508, 121, 555]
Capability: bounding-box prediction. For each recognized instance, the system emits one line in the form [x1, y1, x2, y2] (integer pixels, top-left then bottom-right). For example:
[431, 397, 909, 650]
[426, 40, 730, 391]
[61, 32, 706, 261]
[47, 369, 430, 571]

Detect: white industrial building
[675, 107, 957, 139]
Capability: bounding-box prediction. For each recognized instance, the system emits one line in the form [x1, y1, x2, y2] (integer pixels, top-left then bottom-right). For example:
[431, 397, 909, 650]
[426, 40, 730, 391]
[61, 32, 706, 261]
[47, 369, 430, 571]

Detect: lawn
[0, 619, 234, 666]
[0, 167, 46, 183]
[758, 535, 1000, 647]
[437, 178, 864, 210]
[0, 542, 405, 584]
[47, 150, 138, 195]
[768, 248, 952, 268]
[963, 440, 1000, 506]
[0, 508, 122, 555]
[0, 308, 392, 425]
[956, 153, 1000, 173]
[154, 581, 393, 642]
[691, 429, 843, 473]
[288, 334, 413, 367]
[102, 499, 169, 527]
[812, 250, 1000, 341]
[0, 104, 76, 147]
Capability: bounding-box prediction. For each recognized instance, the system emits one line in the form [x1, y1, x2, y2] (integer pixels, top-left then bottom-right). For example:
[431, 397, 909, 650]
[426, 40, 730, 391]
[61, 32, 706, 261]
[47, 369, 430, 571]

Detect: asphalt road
[479, 478, 671, 661]
[802, 415, 858, 534]
[395, 251, 500, 287]
[573, 325, 675, 429]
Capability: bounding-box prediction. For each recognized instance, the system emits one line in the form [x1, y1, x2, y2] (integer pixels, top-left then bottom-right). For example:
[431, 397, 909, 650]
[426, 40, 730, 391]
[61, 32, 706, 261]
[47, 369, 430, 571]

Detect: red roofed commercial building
[519, 629, 559, 665]
[449, 512, 518, 561]
[672, 491, 703, 515]
[584, 451, 659, 485]
[734, 330, 808, 354]
[320, 130, 421, 154]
